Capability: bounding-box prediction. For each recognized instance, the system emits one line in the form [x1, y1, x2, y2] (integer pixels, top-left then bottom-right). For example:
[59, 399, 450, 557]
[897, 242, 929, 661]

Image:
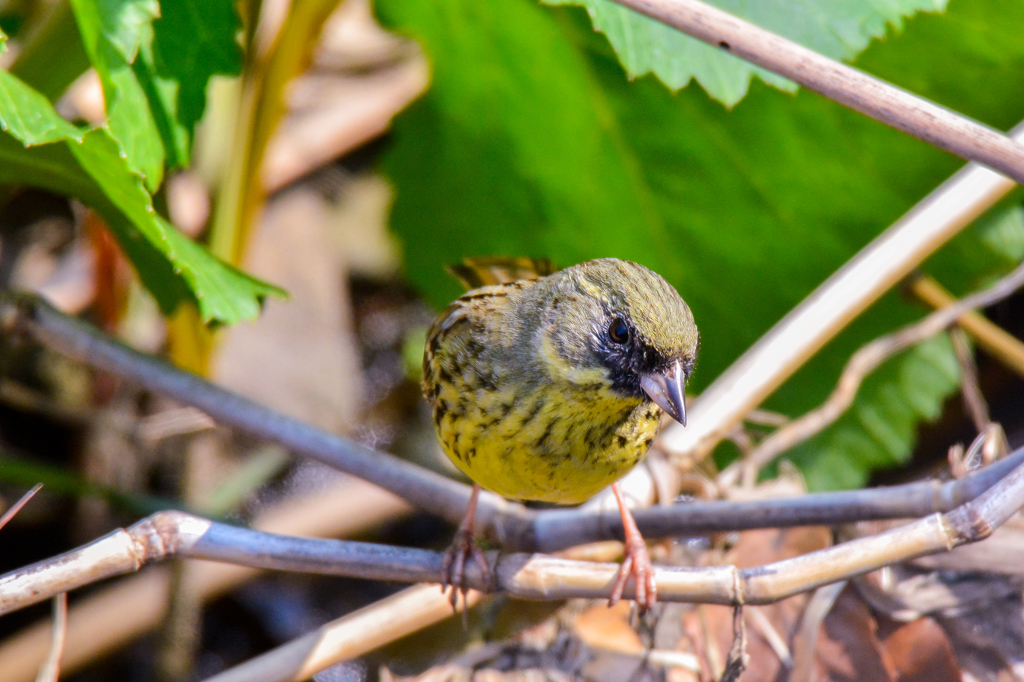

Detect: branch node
[731, 566, 746, 607]
[945, 506, 993, 544]
[127, 510, 210, 564]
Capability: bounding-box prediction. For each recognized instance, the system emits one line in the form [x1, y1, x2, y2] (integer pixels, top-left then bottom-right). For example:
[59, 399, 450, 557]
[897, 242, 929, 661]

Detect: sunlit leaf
[0, 71, 84, 143]
[0, 71, 284, 324]
[68, 0, 242, 189]
[543, 0, 946, 106]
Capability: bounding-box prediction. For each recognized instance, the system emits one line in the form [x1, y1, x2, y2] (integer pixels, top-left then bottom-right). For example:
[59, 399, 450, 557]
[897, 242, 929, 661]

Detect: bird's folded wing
[446, 256, 558, 291]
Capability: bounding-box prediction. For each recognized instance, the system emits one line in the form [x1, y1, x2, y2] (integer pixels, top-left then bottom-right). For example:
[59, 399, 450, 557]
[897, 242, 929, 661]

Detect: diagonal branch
[0, 484, 43, 533]
[716, 260, 1024, 489]
[908, 273, 1024, 379]
[607, 0, 1024, 184]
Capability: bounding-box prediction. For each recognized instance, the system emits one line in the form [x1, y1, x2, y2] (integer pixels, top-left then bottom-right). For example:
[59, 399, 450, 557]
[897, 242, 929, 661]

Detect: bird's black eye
[609, 317, 629, 344]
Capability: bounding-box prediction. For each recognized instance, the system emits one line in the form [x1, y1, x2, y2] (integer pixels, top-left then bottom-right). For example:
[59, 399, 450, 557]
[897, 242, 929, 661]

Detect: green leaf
[69, 0, 166, 189]
[66, 128, 285, 323]
[151, 0, 242, 136]
[68, 0, 242, 190]
[794, 334, 960, 490]
[0, 71, 85, 143]
[377, 0, 1024, 487]
[0, 70, 284, 324]
[72, 0, 159, 62]
[542, 0, 947, 106]
[979, 205, 1024, 264]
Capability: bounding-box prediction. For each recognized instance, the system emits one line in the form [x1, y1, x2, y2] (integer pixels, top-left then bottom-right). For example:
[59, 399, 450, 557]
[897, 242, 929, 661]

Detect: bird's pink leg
[608, 481, 657, 610]
[441, 484, 492, 612]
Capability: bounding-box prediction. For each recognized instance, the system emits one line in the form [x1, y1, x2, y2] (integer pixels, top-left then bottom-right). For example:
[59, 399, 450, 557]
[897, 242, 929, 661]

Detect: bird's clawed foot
[441, 484, 493, 619]
[608, 533, 657, 611]
[440, 525, 492, 613]
[609, 481, 658, 612]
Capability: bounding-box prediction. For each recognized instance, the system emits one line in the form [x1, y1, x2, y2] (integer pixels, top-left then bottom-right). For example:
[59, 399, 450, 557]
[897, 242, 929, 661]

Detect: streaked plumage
[423, 257, 699, 608]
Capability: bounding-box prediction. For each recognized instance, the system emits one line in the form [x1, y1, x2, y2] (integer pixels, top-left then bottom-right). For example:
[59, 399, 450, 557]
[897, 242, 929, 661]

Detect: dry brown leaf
[876, 616, 960, 682]
[572, 601, 644, 655]
[815, 586, 898, 682]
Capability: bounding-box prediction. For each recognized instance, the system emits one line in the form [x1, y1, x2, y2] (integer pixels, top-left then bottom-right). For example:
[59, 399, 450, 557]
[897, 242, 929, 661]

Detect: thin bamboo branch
[0, 483, 42, 532]
[908, 273, 1024, 379]
[608, 0, 1024, 183]
[788, 581, 846, 682]
[950, 326, 991, 434]
[4, 446, 1024, 617]
[747, 606, 791, 670]
[0, 479, 412, 682]
[659, 121, 1024, 463]
[201, 456, 1024, 682]
[716, 260, 1024, 488]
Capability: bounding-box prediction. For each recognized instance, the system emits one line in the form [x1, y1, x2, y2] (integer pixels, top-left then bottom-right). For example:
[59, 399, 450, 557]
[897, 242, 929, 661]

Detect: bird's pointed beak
[640, 361, 687, 426]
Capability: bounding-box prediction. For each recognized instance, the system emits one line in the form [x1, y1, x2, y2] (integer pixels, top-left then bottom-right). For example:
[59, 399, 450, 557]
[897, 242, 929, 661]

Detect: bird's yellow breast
[428, 364, 661, 504]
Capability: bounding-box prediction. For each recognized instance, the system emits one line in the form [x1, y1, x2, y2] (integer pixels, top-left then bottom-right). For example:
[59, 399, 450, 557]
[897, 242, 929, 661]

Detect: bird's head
[536, 259, 699, 426]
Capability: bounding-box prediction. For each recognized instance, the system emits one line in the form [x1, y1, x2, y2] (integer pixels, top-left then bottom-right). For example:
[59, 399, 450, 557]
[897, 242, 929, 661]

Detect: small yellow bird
[422, 257, 698, 609]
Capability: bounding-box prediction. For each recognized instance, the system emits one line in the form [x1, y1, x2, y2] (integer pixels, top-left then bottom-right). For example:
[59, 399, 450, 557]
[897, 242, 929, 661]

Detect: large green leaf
[795, 334, 960, 491]
[73, 0, 159, 60]
[151, 0, 242, 136]
[0, 71, 284, 324]
[543, 0, 946, 106]
[376, 0, 1024, 489]
[68, 0, 241, 190]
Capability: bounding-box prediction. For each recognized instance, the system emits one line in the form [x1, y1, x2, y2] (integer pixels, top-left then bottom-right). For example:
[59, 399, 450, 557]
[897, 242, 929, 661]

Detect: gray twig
[950, 326, 992, 433]
[0, 292, 533, 543]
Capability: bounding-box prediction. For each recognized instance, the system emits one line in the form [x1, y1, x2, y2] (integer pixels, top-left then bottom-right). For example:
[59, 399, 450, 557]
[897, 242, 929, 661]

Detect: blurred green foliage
[376, 0, 1024, 488]
[0, 0, 282, 324]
